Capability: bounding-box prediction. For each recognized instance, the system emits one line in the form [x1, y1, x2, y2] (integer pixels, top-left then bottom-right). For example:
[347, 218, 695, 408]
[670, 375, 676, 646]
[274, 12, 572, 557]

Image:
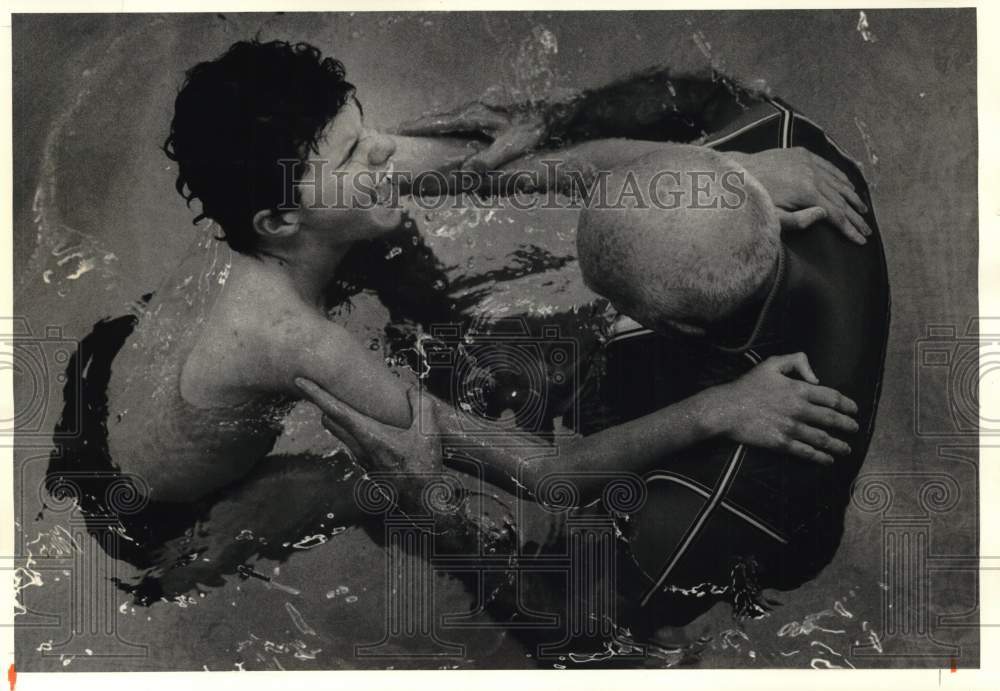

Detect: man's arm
[384, 134, 481, 181]
[292, 315, 859, 507]
[427, 382, 715, 500]
[427, 353, 858, 502]
[545, 67, 763, 148]
[395, 67, 763, 171]
[490, 140, 871, 244]
[392, 70, 870, 241]
[382, 133, 856, 240]
[280, 309, 718, 492]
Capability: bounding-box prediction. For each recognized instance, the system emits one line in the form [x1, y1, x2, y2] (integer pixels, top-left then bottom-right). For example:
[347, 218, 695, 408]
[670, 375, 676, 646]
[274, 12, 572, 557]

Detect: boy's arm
[268, 312, 414, 428]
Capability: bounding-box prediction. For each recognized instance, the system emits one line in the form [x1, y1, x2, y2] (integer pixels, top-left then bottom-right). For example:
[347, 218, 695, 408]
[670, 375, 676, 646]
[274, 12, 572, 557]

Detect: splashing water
[235, 632, 322, 670]
[506, 25, 564, 103]
[285, 602, 317, 637]
[25, 525, 81, 558]
[853, 117, 880, 167]
[13, 552, 44, 617]
[856, 11, 878, 43]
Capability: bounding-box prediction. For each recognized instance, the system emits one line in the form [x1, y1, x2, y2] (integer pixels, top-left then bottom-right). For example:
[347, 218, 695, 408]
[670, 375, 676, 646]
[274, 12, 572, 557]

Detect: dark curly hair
[163, 38, 356, 255]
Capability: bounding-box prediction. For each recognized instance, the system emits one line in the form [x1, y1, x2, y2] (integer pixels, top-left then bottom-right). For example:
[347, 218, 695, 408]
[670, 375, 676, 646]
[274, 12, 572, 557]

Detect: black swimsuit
[591, 98, 890, 623]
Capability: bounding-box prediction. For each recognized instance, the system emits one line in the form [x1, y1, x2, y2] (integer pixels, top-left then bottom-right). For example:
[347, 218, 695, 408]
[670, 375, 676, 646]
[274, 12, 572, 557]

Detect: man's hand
[395, 89, 580, 172]
[700, 353, 860, 466]
[728, 148, 872, 245]
[296, 378, 519, 558]
[295, 378, 442, 474]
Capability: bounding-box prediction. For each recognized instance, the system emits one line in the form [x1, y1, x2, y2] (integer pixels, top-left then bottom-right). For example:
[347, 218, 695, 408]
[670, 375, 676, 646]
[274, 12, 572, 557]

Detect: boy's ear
[252, 208, 301, 240]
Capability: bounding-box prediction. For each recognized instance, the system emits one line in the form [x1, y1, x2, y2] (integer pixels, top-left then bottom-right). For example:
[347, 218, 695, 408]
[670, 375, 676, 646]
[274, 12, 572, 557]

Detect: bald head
[577, 145, 780, 335]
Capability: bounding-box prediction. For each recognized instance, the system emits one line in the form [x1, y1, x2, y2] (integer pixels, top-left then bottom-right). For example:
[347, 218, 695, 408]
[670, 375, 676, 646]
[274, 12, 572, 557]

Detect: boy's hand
[728, 148, 872, 245]
[295, 378, 442, 475]
[703, 353, 860, 466]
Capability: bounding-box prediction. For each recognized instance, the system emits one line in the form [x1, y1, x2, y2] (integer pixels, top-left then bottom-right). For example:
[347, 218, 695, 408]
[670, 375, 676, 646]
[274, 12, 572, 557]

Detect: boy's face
[296, 97, 402, 242]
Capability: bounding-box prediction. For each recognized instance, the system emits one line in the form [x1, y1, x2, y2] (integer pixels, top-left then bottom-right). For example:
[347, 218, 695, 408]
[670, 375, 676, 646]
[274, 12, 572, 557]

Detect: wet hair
[577, 146, 780, 333]
[163, 38, 356, 256]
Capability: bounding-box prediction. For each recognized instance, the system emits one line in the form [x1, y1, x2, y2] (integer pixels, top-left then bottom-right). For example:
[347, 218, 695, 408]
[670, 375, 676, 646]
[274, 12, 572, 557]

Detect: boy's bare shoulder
[231, 282, 355, 386]
[184, 267, 349, 400]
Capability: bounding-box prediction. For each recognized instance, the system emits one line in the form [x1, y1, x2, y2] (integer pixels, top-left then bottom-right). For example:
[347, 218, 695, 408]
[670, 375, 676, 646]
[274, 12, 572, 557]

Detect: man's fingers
[464, 122, 547, 171]
[406, 387, 449, 445]
[784, 438, 835, 466]
[778, 206, 827, 231]
[804, 384, 859, 416]
[823, 186, 872, 237]
[787, 422, 851, 456]
[395, 113, 469, 136]
[797, 403, 860, 435]
[403, 386, 432, 433]
[771, 352, 820, 384]
[823, 175, 868, 214]
[820, 199, 864, 244]
[295, 377, 373, 443]
[838, 194, 874, 238]
[296, 377, 351, 416]
[825, 177, 868, 214]
[397, 104, 509, 137]
[819, 192, 868, 245]
[811, 153, 852, 187]
[321, 414, 367, 461]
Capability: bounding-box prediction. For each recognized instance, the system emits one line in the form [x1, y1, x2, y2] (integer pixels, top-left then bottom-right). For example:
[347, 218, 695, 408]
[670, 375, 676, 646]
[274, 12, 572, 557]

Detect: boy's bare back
[105, 244, 315, 501]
